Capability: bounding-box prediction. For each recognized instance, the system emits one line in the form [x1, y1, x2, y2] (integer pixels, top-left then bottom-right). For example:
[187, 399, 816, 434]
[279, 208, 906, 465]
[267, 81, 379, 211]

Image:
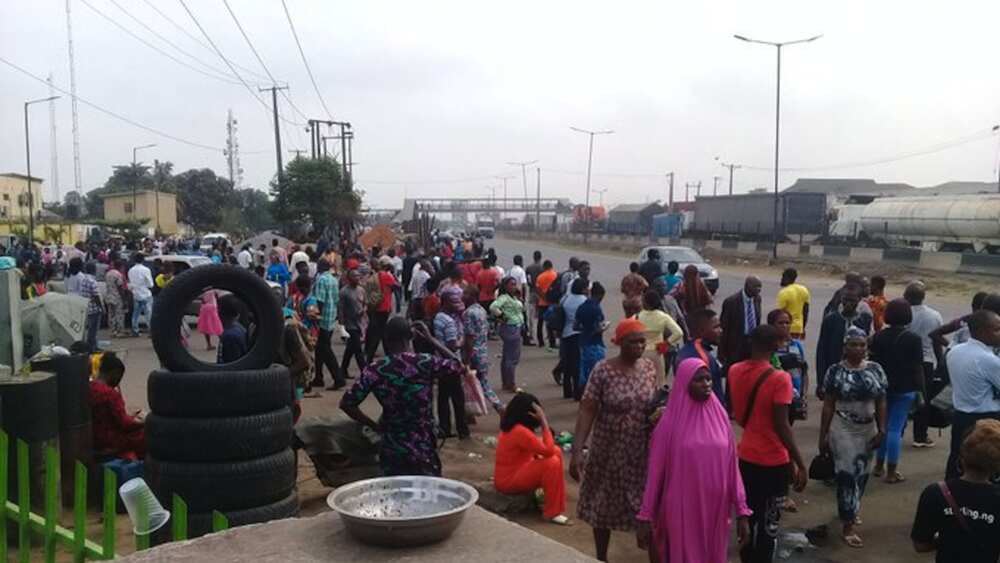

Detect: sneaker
[912, 440, 936, 448]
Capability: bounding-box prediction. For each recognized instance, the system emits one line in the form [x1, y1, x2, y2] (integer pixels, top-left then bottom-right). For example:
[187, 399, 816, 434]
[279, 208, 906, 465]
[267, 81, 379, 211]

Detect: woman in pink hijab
[637, 357, 752, 562]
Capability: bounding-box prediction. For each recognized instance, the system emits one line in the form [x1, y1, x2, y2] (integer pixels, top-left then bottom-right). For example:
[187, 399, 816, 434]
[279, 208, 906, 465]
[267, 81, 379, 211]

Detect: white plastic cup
[119, 477, 171, 535]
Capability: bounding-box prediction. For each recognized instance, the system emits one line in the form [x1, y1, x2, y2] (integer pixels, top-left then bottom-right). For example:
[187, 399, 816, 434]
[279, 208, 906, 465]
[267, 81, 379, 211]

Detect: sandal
[885, 472, 906, 484]
[549, 515, 571, 526]
[782, 497, 799, 513]
[842, 534, 864, 548]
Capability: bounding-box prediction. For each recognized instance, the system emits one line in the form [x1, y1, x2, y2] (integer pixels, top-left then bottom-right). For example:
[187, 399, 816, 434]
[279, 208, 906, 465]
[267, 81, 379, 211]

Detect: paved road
[491, 236, 967, 384]
[110, 239, 973, 562]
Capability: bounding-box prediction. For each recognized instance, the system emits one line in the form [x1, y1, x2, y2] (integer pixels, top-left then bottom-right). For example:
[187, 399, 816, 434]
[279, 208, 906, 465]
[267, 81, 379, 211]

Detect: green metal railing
[0, 430, 230, 561]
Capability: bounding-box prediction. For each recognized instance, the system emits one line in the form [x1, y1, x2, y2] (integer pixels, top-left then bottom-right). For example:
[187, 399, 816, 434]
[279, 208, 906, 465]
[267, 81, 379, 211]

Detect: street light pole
[495, 175, 515, 222]
[131, 143, 156, 221]
[570, 126, 614, 241]
[24, 95, 60, 246]
[507, 160, 539, 199]
[993, 124, 1000, 193]
[734, 33, 822, 258]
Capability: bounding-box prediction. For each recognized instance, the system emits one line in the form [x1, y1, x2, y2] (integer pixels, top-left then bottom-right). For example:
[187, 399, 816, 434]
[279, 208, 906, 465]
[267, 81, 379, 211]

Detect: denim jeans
[85, 312, 101, 352]
[131, 297, 152, 334]
[877, 391, 916, 465]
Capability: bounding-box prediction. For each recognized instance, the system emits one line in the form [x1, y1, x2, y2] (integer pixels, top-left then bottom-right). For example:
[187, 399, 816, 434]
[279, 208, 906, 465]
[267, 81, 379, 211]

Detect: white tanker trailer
[856, 194, 1000, 253]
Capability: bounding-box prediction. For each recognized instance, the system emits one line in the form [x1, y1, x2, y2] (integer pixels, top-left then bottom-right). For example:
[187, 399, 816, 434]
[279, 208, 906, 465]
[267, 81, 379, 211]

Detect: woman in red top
[494, 393, 569, 525]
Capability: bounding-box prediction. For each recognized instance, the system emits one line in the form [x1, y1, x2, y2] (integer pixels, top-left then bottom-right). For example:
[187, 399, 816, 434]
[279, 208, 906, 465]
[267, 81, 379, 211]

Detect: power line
[542, 168, 665, 178]
[107, 0, 256, 87]
[78, 0, 242, 86]
[281, 0, 334, 120]
[221, 0, 309, 123]
[1, 55, 224, 152]
[177, 0, 302, 128]
[139, 0, 271, 83]
[741, 128, 997, 172]
[361, 174, 502, 186]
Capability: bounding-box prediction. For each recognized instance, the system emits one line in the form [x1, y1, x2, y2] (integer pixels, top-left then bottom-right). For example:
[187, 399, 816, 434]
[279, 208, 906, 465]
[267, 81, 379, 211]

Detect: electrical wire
[78, 0, 243, 86]
[360, 175, 503, 185]
[177, 0, 302, 129]
[106, 0, 259, 88]
[1, 55, 225, 152]
[139, 0, 271, 83]
[221, 0, 310, 123]
[741, 128, 998, 172]
[281, 0, 335, 120]
[541, 168, 666, 178]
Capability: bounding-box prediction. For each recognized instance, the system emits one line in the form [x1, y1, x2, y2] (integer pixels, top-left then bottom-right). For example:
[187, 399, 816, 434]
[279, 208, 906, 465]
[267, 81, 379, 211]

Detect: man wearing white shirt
[944, 309, 1000, 479]
[237, 245, 254, 269]
[905, 282, 945, 448]
[127, 254, 155, 336]
[509, 254, 533, 345]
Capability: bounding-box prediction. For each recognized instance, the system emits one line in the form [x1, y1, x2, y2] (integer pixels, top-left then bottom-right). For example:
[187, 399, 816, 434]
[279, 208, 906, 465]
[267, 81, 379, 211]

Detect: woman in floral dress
[570, 318, 658, 562]
[818, 326, 887, 549]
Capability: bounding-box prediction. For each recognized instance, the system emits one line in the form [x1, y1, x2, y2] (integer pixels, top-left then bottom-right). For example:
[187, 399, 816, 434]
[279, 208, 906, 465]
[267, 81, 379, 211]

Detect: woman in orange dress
[493, 392, 569, 525]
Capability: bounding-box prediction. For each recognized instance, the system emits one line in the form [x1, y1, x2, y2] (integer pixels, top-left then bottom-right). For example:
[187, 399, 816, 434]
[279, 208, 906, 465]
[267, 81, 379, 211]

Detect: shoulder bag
[740, 367, 776, 428]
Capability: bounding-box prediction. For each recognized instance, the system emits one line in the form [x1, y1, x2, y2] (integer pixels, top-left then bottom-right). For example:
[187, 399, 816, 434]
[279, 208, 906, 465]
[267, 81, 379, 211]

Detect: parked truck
[475, 215, 495, 239]
[847, 194, 1000, 253]
[688, 192, 828, 240]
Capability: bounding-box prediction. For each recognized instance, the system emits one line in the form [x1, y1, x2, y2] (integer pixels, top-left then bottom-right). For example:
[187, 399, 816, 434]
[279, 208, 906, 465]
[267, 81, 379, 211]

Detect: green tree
[173, 168, 234, 232]
[270, 157, 359, 235]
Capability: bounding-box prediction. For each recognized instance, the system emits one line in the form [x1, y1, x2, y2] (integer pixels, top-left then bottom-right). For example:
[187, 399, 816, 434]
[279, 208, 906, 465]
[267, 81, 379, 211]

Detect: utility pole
[593, 188, 608, 207]
[666, 172, 675, 212]
[685, 182, 702, 203]
[507, 160, 538, 199]
[535, 167, 541, 232]
[994, 124, 1000, 193]
[570, 126, 614, 242]
[154, 158, 161, 234]
[131, 143, 156, 221]
[259, 85, 288, 189]
[495, 175, 515, 222]
[288, 149, 305, 159]
[735, 33, 822, 257]
[25, 95, 60, 246]
[713, 176, 722, 196]
[716, 157, 742, 196]
[47, 74, 60, 204]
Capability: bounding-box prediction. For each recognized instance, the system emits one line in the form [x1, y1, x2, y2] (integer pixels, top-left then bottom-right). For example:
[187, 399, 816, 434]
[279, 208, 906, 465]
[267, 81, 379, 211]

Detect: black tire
[146, 408, 293, 462]
[151, 264, 282, 372]
[147, 366, 292, 418]
[147, 449, 296, 512]
[186, 491, 299, 538]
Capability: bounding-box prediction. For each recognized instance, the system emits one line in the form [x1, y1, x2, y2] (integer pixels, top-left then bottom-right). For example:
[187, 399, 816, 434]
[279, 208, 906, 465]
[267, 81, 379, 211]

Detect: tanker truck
[845, 194, 1000, 253]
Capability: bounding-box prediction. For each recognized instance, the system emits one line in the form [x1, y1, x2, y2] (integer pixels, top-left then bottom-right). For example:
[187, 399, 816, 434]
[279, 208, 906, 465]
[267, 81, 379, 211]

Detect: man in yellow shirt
[776, 268, 810, 340]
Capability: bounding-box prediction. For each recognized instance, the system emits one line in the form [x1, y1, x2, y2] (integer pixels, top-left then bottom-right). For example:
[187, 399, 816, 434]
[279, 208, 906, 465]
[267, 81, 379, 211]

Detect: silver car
[638, 245, 719, 294]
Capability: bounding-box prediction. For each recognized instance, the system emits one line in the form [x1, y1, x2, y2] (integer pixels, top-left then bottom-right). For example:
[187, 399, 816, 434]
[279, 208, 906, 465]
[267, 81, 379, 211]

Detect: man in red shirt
[477, 256, 501, 310]
[89, 353, 145, 460]
[728, 325, 807, 563]
[365, 258, 400, 362]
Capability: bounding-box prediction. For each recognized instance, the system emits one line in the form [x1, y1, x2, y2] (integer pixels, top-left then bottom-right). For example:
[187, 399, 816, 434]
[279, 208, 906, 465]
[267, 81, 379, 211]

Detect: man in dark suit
[719, 276, 763, 366]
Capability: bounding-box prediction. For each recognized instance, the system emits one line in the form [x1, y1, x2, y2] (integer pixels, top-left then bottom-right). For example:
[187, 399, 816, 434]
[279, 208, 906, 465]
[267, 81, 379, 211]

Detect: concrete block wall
[502, 232, 1000, 276]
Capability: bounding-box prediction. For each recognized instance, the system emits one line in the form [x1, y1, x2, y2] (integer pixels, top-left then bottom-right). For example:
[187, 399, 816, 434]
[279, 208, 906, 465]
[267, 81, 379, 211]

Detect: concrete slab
[116, 506, 596, 563]
[849, 248, 884, 262]
[919, 251, 962, 273]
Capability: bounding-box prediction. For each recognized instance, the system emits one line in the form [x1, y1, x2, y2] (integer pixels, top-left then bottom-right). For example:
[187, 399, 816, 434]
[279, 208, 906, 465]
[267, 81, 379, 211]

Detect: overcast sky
[2, 0, 999, 209]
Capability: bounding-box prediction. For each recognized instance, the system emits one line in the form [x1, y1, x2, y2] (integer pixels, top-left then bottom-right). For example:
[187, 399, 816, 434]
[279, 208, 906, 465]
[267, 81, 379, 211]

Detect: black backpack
[545, 272, 566, 304]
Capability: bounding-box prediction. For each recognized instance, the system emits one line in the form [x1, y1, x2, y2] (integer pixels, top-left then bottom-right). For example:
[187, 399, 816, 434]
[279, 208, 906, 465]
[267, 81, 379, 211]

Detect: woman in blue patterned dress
[340, 317, 465, 476]
[818, 326, 888, 549]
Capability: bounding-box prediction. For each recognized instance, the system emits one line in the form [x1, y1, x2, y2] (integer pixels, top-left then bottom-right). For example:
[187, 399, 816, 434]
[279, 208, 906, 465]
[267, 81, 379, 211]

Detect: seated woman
[494, 392, 569, 525]
[89, 353, 145, 460]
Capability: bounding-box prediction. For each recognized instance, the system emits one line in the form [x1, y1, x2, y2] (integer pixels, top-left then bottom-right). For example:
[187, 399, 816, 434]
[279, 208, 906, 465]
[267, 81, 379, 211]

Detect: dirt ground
[46, 235, 996, 562]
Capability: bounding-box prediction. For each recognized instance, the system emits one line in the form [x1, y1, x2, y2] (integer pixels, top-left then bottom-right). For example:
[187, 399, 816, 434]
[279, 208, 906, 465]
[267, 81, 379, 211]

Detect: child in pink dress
[197, 289, 224, 350]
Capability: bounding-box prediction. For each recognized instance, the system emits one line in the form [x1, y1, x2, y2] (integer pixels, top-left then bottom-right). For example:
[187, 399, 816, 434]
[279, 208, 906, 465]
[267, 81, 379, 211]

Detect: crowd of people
[8, 230, 1000, 562]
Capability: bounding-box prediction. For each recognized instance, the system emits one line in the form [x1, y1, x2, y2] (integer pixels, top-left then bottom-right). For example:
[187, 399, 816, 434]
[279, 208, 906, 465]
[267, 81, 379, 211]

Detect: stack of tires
[145, 264, 297, 537]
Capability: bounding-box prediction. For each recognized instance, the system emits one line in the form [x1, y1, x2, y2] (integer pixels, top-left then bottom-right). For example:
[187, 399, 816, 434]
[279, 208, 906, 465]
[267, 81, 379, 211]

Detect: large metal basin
[327, 476, 479, 547]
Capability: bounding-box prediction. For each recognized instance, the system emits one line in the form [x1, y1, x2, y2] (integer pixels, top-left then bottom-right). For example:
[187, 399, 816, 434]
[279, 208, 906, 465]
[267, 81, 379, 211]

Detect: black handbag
[808, 452, 835, 481]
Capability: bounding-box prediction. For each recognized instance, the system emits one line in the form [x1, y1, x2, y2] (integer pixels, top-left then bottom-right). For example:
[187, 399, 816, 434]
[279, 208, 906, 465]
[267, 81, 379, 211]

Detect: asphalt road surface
[111, 238, 975, 562]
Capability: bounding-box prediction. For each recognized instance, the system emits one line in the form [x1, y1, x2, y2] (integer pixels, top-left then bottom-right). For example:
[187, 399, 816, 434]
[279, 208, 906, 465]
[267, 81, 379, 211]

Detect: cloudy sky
[2, 0, 999, 209]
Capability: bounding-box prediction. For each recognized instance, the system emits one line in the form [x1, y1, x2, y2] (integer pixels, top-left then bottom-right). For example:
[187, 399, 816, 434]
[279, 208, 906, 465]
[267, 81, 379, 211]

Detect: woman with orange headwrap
[570, 318, 659, 562]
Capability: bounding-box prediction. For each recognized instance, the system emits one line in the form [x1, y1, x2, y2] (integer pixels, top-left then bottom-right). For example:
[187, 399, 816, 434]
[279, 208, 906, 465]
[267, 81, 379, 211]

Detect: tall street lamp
[25, 95, 60, 246]
[131, 143, 157, 220]
[570, 126, 614, 240]
[506, 160, 539, 199]
[593, 187, 608, 207]
[734, 33, 822, 257]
